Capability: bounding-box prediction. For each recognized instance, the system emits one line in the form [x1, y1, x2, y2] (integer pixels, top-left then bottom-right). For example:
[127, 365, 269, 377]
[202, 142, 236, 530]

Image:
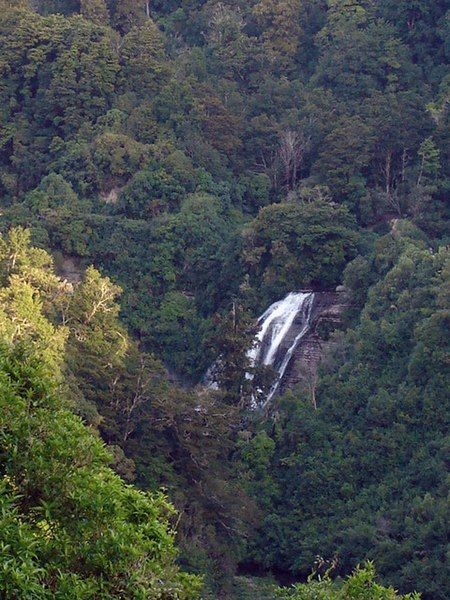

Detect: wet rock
[278, 291, 349, 397]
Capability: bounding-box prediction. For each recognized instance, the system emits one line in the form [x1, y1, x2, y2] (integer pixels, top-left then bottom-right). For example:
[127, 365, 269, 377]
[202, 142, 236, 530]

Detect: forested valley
[0, 1, 448, 598]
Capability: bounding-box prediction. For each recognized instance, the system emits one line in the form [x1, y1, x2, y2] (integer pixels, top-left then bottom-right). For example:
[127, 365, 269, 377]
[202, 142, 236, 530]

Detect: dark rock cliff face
[278, 291, 349, 395]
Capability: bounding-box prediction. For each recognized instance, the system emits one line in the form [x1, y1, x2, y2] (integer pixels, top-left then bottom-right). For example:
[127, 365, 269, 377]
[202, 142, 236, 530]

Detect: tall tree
[253, 0, 302, 71]
[120, 19, 168, 96]
[208, 301, 259, 406]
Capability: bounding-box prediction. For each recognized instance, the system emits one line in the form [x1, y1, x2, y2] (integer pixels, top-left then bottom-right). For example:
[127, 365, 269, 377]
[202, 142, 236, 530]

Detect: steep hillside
[0, 1, 448, 598]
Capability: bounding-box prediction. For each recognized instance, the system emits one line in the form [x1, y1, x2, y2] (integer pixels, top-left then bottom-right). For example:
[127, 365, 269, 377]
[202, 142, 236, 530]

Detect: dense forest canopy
[0, 0, 448, 598]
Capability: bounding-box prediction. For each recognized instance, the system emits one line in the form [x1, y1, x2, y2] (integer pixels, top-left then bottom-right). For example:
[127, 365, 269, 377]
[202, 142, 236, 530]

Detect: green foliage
[278, 563, 420, 599]
[0, 345, 201, 598]
[111, 0, 149, 34]
[0, 0, 448, 596]
[253, 0, 302, 72]
[0, 9, 120, 191]
[0, 228, 253, 596]
[150, 290, 209, 381]
[243, 200, 359, 306]
[417, 137, 441, 184]
[120, 20, 168, 95]
[80, 0, 110, 25]
[244, 229, 449, 599]
[91, 133, 149, 189]
[119, 168, 186, 217]
[207, 301, 259, 405]
[0, 227, 67, 374]
[24, 173, 79, 214]
[0, 228, 201, 597]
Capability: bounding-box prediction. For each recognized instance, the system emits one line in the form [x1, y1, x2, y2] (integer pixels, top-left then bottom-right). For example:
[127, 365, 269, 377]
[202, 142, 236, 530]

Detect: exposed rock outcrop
[57, 255, 83, 284]
[99, 187, 121, 205]
[279, 291, 349, 395]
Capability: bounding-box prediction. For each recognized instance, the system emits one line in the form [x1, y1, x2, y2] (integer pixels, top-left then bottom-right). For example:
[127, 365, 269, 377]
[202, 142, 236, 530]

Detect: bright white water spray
[249, 292, 315, 405]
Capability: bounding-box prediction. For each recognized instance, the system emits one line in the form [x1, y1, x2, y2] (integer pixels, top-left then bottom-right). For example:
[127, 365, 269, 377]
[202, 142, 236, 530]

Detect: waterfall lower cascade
[248, 292, 315, 405]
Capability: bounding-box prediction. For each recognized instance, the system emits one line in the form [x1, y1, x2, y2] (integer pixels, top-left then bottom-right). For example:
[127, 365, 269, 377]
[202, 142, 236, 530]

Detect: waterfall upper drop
[248, 292, 315, 404]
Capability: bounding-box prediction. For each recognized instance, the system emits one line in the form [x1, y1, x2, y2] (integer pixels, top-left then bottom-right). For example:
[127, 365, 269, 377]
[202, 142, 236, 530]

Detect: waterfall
[249, 292, 315, 404]
[205, 292, 316, 405]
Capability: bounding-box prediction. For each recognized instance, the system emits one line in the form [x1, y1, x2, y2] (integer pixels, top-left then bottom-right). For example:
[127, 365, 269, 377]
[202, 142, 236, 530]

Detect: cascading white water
[248, 292, 315, 404]
[205, 292, 316, 405]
